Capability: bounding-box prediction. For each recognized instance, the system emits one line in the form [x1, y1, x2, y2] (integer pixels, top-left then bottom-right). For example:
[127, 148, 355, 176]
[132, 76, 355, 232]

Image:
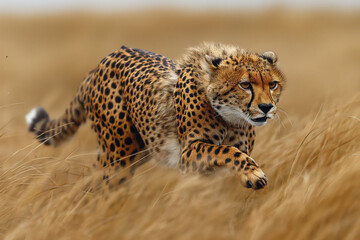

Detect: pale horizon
[1, 0, 360, 14]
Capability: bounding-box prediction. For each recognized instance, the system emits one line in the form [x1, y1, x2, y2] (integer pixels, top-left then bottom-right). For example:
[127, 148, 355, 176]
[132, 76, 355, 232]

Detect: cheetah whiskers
[240, 113, 251, 129]
[275, 112, 287, 129]
[277, 107, 293, 127]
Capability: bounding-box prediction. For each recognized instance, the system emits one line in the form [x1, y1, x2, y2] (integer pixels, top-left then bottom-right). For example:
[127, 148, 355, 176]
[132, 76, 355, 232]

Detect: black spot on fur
[125, 137, 132, 145]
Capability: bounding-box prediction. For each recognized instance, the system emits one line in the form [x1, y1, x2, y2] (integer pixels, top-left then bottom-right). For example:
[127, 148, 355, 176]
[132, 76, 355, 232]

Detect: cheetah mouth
[251, 117, 268, 122]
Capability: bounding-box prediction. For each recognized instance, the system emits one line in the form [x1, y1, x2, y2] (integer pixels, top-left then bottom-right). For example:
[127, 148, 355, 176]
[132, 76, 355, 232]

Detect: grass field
[0, 10, 359, 239]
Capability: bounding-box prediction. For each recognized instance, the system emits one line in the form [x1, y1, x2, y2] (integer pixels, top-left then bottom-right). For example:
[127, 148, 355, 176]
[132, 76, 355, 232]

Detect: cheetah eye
[269, 81, 278, 90]
[239, 82, 251, 90]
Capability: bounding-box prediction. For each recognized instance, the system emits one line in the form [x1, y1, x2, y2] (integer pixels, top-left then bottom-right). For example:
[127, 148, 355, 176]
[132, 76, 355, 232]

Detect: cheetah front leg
[180, 141, 268, 190]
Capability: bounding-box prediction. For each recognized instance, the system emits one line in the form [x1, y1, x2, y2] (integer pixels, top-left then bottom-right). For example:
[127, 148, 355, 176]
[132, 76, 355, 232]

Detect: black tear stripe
[247, 84, 254, 109]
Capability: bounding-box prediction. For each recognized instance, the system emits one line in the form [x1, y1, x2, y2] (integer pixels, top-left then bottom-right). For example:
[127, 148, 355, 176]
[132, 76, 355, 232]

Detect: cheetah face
[204, 52, 285, 127]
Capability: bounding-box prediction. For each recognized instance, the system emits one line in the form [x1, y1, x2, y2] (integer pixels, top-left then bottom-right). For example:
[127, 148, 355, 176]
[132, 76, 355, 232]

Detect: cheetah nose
[258, 104, 273, 114]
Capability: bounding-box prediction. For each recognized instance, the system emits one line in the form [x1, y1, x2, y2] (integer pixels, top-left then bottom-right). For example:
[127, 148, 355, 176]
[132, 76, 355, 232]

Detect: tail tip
[25, 107, 49, 132]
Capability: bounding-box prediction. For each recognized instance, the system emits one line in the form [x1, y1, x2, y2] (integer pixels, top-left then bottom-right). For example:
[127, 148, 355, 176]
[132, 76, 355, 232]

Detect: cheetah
[26, 43, 285, 190]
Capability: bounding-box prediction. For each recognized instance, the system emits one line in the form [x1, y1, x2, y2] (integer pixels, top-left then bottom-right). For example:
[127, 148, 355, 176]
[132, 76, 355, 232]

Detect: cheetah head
[204, 51, 285, 127]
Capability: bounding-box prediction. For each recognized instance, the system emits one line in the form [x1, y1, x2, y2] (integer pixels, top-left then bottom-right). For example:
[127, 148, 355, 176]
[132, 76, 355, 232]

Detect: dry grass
[1, 10, 360, 240]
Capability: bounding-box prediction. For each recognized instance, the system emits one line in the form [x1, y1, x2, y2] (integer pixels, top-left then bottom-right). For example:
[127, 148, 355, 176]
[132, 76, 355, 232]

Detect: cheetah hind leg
[88, 149, 151, 214]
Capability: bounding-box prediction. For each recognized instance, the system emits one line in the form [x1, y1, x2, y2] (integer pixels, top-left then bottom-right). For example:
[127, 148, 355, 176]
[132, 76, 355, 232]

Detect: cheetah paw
[240, 168, 268, 190]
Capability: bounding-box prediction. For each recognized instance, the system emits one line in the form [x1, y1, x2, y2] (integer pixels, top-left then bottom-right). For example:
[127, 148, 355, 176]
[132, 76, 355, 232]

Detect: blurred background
[1, 0, 359, 125]
[0, 1, 359, 239]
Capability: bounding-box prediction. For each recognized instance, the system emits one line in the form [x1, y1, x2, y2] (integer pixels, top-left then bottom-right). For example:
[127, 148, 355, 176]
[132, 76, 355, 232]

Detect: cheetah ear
[260, 51, 278, 65]
[203, 55, 222, 73]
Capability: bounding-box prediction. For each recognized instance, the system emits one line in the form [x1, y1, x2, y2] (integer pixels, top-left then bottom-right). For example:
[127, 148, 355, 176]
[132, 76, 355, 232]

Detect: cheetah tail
[25, 89, 87, 147]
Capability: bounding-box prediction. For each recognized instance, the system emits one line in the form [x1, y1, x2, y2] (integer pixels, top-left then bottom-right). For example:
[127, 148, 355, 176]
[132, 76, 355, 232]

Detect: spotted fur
[26, 43, 285, 190]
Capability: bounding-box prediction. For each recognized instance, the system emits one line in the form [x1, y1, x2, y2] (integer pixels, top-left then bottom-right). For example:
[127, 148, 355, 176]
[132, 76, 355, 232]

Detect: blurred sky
[1, 0, 360, 14]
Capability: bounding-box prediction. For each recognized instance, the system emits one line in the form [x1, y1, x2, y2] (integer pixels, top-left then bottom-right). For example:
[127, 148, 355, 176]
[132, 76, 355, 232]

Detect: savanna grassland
[0, 10, 359, 240]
